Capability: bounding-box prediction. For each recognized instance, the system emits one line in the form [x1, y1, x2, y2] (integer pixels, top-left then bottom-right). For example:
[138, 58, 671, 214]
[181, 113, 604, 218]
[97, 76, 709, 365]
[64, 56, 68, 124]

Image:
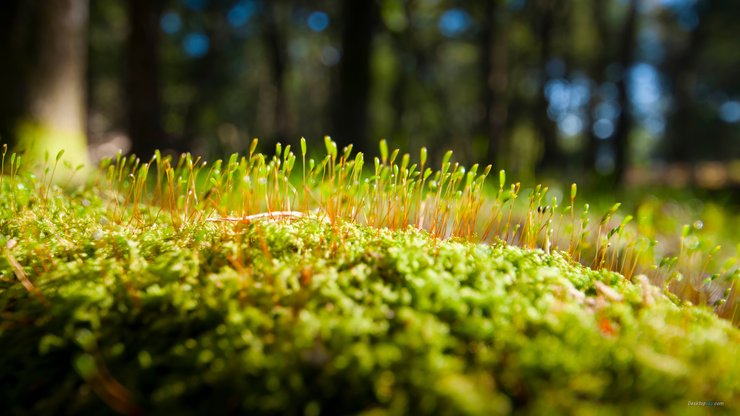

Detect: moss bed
[0, 182, 738, 415]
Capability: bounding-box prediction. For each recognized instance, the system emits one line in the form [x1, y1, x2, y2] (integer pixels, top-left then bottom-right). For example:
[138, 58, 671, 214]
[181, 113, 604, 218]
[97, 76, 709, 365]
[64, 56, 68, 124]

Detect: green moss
[1, 173, 738, 415]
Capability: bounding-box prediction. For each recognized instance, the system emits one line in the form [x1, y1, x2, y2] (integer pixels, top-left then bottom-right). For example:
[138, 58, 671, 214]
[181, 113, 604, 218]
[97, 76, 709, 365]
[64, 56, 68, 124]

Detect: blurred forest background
[1, 0, 740, 188]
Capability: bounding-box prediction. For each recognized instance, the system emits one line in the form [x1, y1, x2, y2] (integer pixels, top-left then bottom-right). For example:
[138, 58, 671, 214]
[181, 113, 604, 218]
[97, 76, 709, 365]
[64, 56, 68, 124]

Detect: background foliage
[1, 0, 740, 187]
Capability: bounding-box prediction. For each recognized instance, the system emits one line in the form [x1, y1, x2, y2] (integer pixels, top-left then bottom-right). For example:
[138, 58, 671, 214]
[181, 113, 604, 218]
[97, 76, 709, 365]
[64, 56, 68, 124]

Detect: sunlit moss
[0, 141, 739, 414]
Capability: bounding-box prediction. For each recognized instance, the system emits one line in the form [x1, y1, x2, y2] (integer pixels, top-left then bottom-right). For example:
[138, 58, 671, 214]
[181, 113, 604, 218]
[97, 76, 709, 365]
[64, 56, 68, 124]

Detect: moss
[1, 174, 739, 416]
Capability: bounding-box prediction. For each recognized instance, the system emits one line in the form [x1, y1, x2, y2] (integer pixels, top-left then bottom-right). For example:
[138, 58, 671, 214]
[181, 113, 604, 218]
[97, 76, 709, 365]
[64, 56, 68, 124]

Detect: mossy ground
[1, 176, 738, 415]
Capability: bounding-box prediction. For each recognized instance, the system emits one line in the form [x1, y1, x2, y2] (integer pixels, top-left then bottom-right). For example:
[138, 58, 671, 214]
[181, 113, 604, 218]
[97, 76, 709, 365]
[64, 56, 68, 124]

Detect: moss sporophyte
[0, 138, 739, 414]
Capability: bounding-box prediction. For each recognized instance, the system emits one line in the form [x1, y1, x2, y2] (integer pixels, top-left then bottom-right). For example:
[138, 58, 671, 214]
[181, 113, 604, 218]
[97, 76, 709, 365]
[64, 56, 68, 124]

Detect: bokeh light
[593, 118, 615, 139]
[719, 100, 740, 123]
[307, 11, 329, 32]
[438, 9, 471, 38]
[183, 32, 210, 58]
[160, 11, 182, 34]
[227, 2, 255, 28]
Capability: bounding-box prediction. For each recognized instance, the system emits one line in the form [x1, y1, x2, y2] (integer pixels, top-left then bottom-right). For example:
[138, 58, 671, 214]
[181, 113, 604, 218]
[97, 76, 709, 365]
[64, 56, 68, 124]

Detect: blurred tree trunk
[264, 1, 290, 142]
[664, 18, 706, 164]
[585, 1, 610, 173]
[534, 0, 560, 173]
[388, 0, 450, 152]
[481, 2, 509, 164]
[612, 0, 639, 183]
[126, 0, 164, 159]
[388, 1, 415, 148]
[181, 6, 229, 154]
[333, 0, 378, 151]
[0, 0, 26, 147]
[390, 55, 409, 144]
[19, 0, 90, 168]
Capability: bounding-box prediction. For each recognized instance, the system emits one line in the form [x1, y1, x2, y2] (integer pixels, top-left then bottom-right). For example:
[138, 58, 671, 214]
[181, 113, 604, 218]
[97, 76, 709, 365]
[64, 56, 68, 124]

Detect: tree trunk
[333, 0, 378, 151]
[534, 0, 560, 173]
[0, 0, 28, 147]
[481, 2, 509, 164]
[20, 0, 90, 169]
[126, 0, 164, 159]
[585, 0, 610, 173]
[612, 0, 639, 184]
[181, 6, 227, 154]
[663, 17, 705, 165]
[264, 1, 290, 143]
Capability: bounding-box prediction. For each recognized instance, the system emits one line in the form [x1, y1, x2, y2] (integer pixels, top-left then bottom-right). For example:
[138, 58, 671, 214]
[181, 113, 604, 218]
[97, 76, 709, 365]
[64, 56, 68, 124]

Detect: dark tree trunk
[390, 55, 408, 142]
[534, 0, 560, 173]
[264, 1, 290, 142]
[481, 2, 509, 165]
[612, 0, 639, 184]
[333, 0, 378, 151]
[181, 6, 229, 154]
[585, 1, 610, 173]
[663, 16, 706, 164]
[388, 0, 429, 150]
[126, 0, 164, 159]
[0, 0, 27, 147]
